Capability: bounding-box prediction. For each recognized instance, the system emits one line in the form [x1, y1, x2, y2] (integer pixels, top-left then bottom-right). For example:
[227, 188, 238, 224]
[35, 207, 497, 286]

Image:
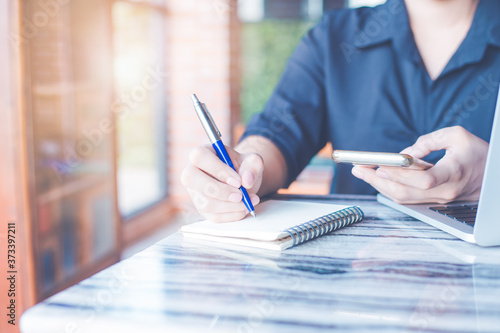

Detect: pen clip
[202, 103, 222, 139]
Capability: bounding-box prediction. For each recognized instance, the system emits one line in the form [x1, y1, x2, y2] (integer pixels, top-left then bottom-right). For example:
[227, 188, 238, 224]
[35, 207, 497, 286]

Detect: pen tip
[190, 94, 199, 104]
[250, 211, 256, 218]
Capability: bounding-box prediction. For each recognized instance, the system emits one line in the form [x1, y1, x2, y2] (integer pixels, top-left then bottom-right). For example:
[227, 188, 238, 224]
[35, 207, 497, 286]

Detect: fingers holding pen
[181, 144, 261, 219]
[237, 153, 264, 191]
[187, 96, 263, 221]
[181, 164, 242, 202]
[188, 145, 242, 189]
[186, 188, 260, 222]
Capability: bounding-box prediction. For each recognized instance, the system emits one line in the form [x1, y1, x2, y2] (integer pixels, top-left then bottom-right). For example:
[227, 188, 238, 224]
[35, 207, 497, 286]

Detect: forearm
[236, 135, 288, 197]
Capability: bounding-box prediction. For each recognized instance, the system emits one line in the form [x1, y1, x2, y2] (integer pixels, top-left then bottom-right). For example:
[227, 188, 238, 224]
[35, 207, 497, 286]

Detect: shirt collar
[353, 0, 500, 66]
[441, 0, 500, 77]
[472, 0, 500, 48]
[353, 0, 408, 50]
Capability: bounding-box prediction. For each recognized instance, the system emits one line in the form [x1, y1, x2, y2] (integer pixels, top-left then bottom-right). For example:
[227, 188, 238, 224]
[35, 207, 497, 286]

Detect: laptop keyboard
[429, 204, 478, 226]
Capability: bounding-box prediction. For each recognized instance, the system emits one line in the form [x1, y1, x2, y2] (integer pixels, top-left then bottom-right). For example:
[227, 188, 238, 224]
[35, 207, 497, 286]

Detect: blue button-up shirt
[242, 0, 500, 195]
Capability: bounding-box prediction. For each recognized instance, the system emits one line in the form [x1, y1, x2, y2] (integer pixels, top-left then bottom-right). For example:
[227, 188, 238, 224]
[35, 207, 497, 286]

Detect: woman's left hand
[351, 126, 489, 204]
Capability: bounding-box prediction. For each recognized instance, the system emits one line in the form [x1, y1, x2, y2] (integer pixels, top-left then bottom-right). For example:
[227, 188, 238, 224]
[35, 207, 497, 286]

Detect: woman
[182, 0, 500, 222]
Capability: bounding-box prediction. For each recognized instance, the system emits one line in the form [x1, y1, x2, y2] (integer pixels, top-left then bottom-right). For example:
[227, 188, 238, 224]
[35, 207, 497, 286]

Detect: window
[20, 0, 172, 301]
[112, 1, 168, 218]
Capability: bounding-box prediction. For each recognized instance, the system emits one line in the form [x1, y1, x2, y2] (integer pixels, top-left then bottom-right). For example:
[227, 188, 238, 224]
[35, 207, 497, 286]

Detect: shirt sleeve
[240, 17, 329, 188]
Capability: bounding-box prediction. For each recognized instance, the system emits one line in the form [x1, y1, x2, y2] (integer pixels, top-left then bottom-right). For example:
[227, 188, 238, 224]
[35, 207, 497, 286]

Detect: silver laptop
[377, 86, 500, 247]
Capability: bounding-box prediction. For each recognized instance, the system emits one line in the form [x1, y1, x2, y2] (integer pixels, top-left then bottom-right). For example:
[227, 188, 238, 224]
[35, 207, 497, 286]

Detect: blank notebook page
[180, 200, 350, 241]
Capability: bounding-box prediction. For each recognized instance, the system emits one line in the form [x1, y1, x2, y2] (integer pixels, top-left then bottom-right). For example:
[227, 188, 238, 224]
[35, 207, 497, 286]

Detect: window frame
[111, 0, 175, 249]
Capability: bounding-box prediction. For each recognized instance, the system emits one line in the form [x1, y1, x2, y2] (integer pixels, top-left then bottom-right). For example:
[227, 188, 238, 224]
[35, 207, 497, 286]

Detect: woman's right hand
[181, 144, 263, 222]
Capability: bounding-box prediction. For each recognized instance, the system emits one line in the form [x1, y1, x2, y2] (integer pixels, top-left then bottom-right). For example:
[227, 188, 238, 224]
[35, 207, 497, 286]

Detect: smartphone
[332, 150, 433, 169]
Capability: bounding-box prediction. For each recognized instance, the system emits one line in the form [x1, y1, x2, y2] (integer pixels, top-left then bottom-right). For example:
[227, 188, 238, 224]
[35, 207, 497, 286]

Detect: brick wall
[165, 0, 241, 204]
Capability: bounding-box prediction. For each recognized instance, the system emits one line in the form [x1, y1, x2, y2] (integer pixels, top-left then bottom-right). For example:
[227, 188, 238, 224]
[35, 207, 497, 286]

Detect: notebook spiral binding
[284, 206, 364, 247]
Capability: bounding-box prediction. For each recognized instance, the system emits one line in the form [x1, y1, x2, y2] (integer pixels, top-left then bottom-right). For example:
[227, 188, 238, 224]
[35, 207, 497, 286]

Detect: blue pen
[191, 94, 256, 217]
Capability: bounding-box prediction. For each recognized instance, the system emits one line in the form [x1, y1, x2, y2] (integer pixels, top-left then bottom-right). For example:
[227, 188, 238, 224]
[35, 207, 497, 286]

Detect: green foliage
[240, 20, 315, 124]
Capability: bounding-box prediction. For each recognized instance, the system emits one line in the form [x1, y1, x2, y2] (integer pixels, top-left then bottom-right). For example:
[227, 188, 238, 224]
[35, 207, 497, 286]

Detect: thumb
[401, 127, 452, 159]
[237, 153, 264, 190]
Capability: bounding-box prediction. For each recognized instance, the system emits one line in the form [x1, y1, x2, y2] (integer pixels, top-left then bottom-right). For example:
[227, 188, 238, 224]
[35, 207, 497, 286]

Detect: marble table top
[21, 195, 500, 333]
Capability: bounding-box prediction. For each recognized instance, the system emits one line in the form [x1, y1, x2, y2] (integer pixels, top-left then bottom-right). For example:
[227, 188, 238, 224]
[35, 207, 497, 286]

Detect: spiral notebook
[180, 200, 364, 251]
